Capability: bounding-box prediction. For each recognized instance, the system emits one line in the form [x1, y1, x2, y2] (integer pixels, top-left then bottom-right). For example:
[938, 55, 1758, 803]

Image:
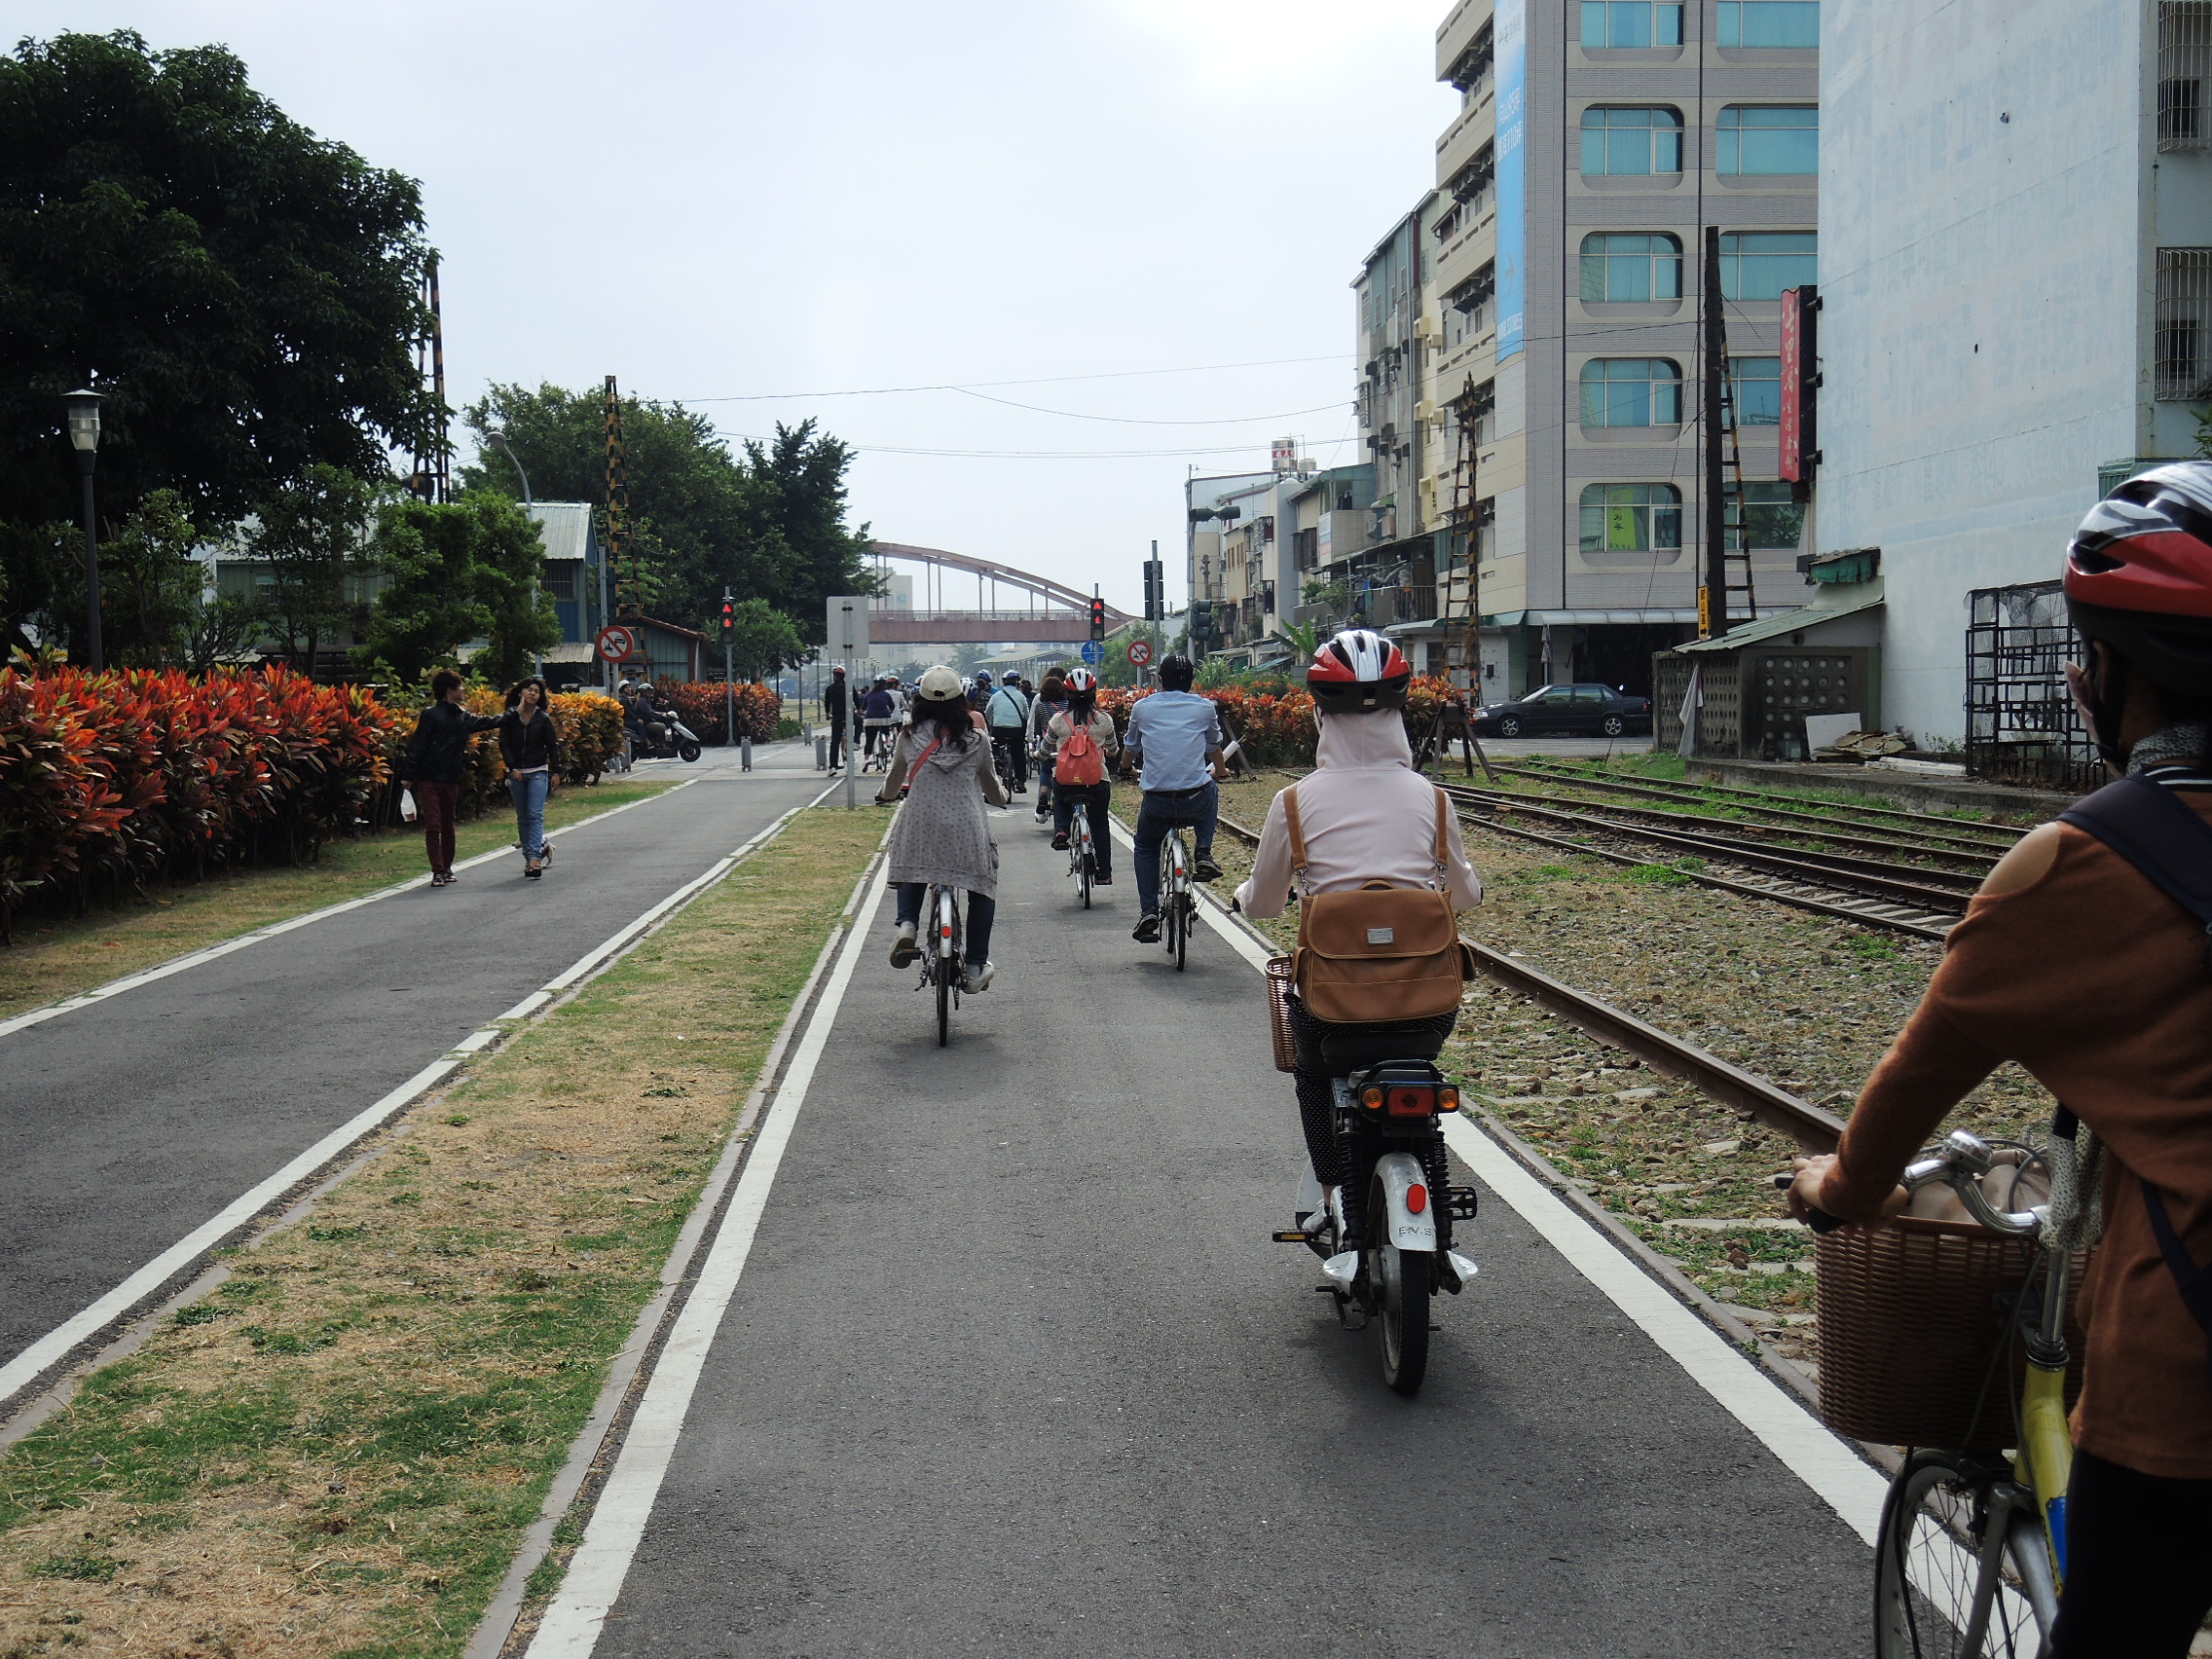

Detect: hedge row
[1089, 676, 1466, 767]
[656, 681, 783, 746]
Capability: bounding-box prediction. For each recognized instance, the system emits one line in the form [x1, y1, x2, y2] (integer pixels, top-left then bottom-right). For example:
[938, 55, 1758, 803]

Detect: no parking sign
[595, 623, 638, 663]
[1126, 638, 1154, 668]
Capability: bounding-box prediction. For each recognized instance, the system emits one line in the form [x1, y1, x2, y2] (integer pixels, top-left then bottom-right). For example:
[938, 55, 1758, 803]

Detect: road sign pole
[722, 585, 735, 754]
[828, 595, 868, 810]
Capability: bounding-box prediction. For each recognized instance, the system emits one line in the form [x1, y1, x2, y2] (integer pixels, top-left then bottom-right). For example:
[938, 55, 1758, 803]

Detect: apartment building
[1813, 0, 2212, 762]
[1185, 462, 1377, 658]
[1328, 0, 1823, 696]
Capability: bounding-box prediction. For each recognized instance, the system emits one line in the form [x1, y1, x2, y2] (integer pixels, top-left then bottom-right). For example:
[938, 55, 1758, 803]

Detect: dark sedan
[1472, 682, 1653, 739]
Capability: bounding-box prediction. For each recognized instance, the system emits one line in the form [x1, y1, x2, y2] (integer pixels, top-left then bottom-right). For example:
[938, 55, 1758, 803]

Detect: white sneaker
[890, 921, 919, 968]
[960, 960, 996, 994]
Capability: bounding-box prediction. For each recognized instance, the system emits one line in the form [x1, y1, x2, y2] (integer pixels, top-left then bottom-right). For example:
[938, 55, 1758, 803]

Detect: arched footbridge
[866, 542, 1133, 645]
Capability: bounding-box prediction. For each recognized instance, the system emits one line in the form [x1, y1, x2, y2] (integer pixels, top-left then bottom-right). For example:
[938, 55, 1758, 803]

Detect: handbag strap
[1432, 788, 1452, 881]
[2141, 1176, 2212, 1391]
[1282, 784, 1310, 886]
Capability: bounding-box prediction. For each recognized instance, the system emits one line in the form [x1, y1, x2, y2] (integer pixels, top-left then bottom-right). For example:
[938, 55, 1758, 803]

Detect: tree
[360, 499, 492, 682]
[727, 599, 803, 683]
[99, 489, 204, 667]
[179, 588, 268, 675]
[247, 463, 378, 669]
[738, 422, 878, 646]
[470, 495, 561, 686]
[0, 31, 438, 648]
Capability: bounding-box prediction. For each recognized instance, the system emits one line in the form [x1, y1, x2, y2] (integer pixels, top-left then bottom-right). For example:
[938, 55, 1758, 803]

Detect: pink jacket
[1233, 710, 1484, 920]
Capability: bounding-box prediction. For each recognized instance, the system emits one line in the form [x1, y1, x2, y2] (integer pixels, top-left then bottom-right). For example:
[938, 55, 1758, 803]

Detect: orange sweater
[1825, 801, 2212, 1479]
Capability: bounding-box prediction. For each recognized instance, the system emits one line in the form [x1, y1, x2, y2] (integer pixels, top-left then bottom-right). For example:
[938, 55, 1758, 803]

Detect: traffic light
[1143, 560, 1163, 621]
[1190, 601, 1214, 640]
[1088, 596, 1106, 641]
[720, 598, 735, 638]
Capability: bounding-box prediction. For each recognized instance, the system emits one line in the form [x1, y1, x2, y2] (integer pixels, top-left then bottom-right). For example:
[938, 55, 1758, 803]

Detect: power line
[950, 387, 1346, 426]
[676, 352, 1349, 404]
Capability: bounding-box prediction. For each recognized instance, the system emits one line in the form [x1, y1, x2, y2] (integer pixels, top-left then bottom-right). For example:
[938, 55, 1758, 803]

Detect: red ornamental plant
[657, 681, 782, 745]
[1095, 674, 1464, 769]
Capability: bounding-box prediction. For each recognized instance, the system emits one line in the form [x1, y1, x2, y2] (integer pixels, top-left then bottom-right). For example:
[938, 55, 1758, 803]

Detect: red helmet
[2066, 461, 2212, 701]
[1308, 628, 1412, 715]
[1063, 666, 1098, 694]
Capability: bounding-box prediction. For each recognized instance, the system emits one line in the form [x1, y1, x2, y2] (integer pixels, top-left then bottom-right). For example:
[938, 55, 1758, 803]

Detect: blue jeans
[1133, 783, 1217, 915]
[895, 883, 996, 965]
[508, 771, 550, 860]
[1052, 782, 1113, 878]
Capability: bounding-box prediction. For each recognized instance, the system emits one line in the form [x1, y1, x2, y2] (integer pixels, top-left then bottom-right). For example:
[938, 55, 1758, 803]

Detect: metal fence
[1965, 581, 2100, 791]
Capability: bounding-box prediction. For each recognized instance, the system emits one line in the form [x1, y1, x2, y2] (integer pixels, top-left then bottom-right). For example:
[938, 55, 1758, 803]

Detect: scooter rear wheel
[1374, 1230, 1430, 1395]
[679, 740, 702, 763]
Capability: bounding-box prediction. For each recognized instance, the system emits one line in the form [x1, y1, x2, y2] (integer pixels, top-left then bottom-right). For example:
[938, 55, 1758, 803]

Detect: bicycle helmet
[2066, 461, 2212, 760]
[1307, 627, 1412, 715]
[1159, 653, 1196, 690]
[1063, 666, 1098, 694]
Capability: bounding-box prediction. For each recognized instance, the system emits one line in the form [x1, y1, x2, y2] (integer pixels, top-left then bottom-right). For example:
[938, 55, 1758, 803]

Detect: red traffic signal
[719, 599, 735, 636]
[1088, 596, 1106, 641]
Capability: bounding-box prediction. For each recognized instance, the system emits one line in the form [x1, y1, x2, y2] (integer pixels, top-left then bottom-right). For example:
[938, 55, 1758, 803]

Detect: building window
[2157, 247, 2212, 398]
[1729, 356, 1782, 424]
[1719, 232, 1818, 300]
[1581, 2, 1683, 47]
[1717, 106, 1819, 174]
[1580, 107, 1684, 176]
[1580, 484, 1683, 554]
[2160, 2, 2212, 151]
[1733, 482, 1807, 549]
[544, 563, 579, 602]
[1580, 233, 1683, 302]
[1580, 359, 1683, 427]
[1718, 1, 1820, 47]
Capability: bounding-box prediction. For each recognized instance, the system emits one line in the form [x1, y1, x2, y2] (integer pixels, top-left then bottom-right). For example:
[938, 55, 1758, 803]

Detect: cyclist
[1235, 628, 1484, 1235]
[1121, 652, 1229, 942]
[1048, 666, 1120, 884]
[1030, 669, 1070, 824]
[985, 673, 1033, 795]
[877, 664, 1009, 994]
[968, 670, 993, 715]
[1786, 461, 2212, 1657]
[860, 675, 900, 771]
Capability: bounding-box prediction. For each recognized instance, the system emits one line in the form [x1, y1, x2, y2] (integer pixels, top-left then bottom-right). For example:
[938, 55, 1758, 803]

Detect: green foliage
[0, 30, 437, 652]
[361, 499, 494, 682]
[2195, 403, 2212, 461]
[468, 494, 561, 685]
[245, 463, 379, 668]
[458, 385, 875, 639]
[1270, 618, 1322, 660]
[726, 598, 803, 682]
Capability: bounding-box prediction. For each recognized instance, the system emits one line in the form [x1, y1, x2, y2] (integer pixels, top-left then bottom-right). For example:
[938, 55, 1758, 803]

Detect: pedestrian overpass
[866, 542, 1133, 645]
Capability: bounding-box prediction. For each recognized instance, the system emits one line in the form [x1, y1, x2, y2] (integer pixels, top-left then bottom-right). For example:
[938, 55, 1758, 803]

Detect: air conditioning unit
[1415, 399, 1435, 422]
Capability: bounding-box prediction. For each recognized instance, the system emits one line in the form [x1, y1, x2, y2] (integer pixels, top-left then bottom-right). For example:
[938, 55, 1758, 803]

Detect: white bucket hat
[917, 664, 966, 700]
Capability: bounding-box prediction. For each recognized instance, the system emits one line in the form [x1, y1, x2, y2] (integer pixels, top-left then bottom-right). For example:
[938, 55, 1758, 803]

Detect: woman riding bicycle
[1787, 462, 2212, 1657]
[1234, 629, 1484, 1230]
[1047, 667, 1121, 885]
[878, 664, 1010, 994]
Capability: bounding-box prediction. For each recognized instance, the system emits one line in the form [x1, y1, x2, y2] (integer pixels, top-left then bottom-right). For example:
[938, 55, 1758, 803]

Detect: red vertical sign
[1779, 289, 1803, 483]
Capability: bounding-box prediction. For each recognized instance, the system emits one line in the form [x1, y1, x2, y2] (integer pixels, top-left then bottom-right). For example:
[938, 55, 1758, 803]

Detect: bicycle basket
[1816, 1216, 2085, 1449]
[1265, 955, 1298, 1074]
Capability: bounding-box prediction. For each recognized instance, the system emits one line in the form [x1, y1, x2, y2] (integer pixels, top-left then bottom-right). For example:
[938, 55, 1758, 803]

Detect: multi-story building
[1813, 0, 2211, 758]
[1351, 0, 1823, 697]
[1185, 463, 1377, 658]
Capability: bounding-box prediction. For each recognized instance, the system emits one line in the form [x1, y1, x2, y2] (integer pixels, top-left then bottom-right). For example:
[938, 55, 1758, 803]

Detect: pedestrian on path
[500, 677, 563, 880]
[827, 666, 851, 772]
[400, 670, 503, 887]
[1048, 667, 1119, 883]
[876, 664, 1010, 994]
[1120, 652, 1229, 941]
[986, 676, 1033, 793]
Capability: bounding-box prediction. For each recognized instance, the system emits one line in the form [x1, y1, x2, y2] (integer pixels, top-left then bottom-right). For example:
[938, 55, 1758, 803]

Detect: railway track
[1212, 811, 1844, 1154]
[1512, 757, 2032, 841]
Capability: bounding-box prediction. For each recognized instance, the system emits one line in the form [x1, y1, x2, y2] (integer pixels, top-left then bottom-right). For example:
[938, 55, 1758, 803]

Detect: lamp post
[487, 429, 541, 675]
[62, 388, 103, 671]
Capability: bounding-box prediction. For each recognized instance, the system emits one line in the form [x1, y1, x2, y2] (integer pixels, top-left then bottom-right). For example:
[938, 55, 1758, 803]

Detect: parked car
[1472, 682, 1652, 739]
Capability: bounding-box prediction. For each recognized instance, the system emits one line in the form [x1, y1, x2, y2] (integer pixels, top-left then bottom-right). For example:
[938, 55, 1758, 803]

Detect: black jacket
[403, 700, 502, 785]
[498, 709, 562, 772]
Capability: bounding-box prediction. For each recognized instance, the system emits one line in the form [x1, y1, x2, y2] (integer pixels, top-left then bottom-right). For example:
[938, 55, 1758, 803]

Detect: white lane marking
[0, 780, 699, 1042]
[0, 784, 837, 1409]
[524, 871, 893, 1659]
[1170, 833, 1892, 1545]
[499, 990, 554, 1021]
[0, 1056, 458, 1404]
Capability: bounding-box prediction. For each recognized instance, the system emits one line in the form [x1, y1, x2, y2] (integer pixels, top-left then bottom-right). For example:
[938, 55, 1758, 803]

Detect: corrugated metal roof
[529, 502, 595, 563]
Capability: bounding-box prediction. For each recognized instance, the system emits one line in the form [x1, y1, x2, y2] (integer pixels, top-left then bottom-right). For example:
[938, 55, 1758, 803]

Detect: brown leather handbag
[1284, 785, 1473, 1023]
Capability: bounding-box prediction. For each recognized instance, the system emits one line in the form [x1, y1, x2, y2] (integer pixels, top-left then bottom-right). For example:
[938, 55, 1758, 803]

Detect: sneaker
[1034, 808, 1050, 824]
[1132, 912, 1161, 942]
[1014, 783, 1027, 795]
[890, 921, 920, 968]
[1194, 856, 1224, 883]
[1051, 831, 1070, 851]
[960, 960, 996, 994]
[1092, 869, 1113, 885]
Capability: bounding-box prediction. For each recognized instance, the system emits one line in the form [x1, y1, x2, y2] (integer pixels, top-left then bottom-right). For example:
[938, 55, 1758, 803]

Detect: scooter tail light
[1438, 1086, 1460, 1111]
[1407, 1183, 1428, 1214]
[1361, 1086, 1385, 1109]
[1385, 1085, 1437, 1116]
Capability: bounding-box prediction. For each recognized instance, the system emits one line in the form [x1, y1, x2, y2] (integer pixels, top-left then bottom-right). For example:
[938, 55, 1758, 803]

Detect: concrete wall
[1818, 0, 2146, 744]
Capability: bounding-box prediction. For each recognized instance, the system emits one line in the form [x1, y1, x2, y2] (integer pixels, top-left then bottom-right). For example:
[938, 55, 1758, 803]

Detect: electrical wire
[675, 352, 1348, 403]
[949, 387, 1346, 426]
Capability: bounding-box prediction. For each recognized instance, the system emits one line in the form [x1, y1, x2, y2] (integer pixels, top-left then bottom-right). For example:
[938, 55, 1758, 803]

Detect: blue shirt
[1124, 691, 1223, 792]
[986, 685, 1030, 729]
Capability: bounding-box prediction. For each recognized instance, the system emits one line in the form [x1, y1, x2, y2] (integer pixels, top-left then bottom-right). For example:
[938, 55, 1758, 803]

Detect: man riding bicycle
[1121, 652, 1229, 942]
[985, 674, 1033, 795]
[1787, 462, 2212, 1657]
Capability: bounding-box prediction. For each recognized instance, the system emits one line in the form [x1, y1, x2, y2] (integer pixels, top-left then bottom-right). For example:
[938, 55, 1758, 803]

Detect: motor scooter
[1277, 1052, 1481, 1396]
[631, 707, 703, 763]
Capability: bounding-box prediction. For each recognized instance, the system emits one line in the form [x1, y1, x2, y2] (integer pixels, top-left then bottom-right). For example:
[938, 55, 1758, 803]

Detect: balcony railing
[2161, 1, 2212, 151]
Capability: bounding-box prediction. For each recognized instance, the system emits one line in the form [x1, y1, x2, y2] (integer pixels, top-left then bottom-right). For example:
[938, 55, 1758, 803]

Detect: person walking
[985, 674, 1033, 794]
[1048, 667, 1119, 883]
[826, 666, 851, 772]
[1120, 652, 1229, 941]
[876, 664, 1009, 993]
[400, 670, 503, 887]
[500, 677, 563, 880]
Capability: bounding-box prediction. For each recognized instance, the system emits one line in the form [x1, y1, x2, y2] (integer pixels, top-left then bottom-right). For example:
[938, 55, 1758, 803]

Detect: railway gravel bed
[1198, 769, 2058, 1375]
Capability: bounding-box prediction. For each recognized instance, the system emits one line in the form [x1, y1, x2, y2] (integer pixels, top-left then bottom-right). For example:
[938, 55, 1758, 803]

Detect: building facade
[1815, 0, 2210, 749]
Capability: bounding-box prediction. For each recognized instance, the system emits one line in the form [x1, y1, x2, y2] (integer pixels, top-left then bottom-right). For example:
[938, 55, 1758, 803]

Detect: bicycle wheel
[1079, 833, 1092, 909]
[1873, 1452, 2043, 1658]
[935, 891, 955, 1048]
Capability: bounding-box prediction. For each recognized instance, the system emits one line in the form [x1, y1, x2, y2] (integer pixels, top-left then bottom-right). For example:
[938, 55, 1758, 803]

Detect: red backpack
[1056, 719, 1105, 787]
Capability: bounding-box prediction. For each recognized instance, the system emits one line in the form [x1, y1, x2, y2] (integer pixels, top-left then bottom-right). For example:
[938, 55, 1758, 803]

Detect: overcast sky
[25, 0, 1454, 614]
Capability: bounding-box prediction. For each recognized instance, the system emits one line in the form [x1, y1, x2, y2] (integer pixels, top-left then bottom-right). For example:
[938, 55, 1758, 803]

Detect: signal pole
[721, 587, 736, 748]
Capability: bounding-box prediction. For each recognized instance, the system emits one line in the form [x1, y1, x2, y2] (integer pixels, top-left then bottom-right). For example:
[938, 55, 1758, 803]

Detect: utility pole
[1702, 226, 1727, 641]
[721, 587, 736, 749]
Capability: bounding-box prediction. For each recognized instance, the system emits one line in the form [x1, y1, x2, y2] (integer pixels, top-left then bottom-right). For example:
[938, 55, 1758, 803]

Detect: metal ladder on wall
[1714, 322, 1760, 628]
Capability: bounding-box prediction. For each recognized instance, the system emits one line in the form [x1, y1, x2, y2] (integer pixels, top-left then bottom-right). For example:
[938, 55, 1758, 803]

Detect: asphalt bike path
[0, 745, 829, 1383]
[558, 795, 1868, 1657]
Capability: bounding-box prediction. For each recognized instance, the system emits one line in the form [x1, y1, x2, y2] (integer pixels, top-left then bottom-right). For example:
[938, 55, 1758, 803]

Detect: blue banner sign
[1493, 0, 1528, 362]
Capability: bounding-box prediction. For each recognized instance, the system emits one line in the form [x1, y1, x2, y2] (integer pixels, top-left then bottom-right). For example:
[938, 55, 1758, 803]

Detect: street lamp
[62, 388, 103, 671]
[487, 429, 541, 674]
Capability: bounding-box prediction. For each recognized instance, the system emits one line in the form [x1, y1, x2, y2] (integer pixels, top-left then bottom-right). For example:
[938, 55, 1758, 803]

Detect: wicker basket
[1816, 1216, 2085, 1449]
[1264, 955, 1298, 1073]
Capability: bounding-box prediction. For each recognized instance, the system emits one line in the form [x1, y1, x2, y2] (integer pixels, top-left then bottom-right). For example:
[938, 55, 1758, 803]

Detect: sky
[22, 0, 1456, 615]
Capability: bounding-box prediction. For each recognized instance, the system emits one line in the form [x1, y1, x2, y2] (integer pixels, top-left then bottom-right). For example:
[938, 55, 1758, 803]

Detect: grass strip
[0, 803, 885, 1659]
[0, 780, 679, 1022]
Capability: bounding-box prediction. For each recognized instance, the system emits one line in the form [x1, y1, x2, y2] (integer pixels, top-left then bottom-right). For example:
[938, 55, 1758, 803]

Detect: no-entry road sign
[596, 623, 638, 663]
[1125, 638, 1154, 668]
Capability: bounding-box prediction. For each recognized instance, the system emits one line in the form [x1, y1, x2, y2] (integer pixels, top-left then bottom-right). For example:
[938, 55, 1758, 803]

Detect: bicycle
[1816, 1115, 2099, 1657]
[1158, 825, 1196, 971]
[1067, 799, 1096, 908]
[915, 882, 963, 1047]
[989, 735, 1017, 798]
